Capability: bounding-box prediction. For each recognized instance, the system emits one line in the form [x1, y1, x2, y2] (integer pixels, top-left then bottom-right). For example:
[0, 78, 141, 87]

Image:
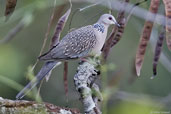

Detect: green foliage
[109, 101, 165, 114]
[0, 0, 170, 113]
[0, 74, 23, 92]
[0, 45, 25, 79]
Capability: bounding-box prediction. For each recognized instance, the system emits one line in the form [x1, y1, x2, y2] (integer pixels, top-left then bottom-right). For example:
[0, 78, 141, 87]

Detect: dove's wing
[39, 25, 97, 61]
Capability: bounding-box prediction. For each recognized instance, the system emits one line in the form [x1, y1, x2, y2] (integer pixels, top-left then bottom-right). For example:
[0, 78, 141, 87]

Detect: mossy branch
[74, 57, 102, 114]
[0, 97, 80, 114]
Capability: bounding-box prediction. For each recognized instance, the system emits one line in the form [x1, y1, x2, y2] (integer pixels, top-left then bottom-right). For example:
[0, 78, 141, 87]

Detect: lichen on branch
[0, 97, 80, 114]
[74, 57, 102, 114]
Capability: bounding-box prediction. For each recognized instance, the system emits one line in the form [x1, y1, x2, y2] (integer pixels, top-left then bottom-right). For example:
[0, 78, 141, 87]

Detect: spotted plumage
[39, 14, 119, 61]
[16, 14, 119, 100]
[93, 23, 105, 33]
[39, 25, 97, 60]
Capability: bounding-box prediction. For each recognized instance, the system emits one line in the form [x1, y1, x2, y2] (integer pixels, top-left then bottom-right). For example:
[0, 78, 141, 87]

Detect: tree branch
[0, 97, 80, 114]
[74, 57, 102, 114]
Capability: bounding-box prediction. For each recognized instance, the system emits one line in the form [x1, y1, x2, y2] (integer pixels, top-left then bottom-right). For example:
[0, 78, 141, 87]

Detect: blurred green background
[0, 0, 170, 113]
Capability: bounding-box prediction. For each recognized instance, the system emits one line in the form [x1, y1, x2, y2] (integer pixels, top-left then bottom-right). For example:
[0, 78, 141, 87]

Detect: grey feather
[16, 14, 117, 100]
[39, 25, 97, 61]
[16, 61, 59, 99]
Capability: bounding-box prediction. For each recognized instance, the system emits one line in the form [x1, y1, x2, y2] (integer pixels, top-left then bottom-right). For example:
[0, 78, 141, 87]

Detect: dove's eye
[108, 17, 112, 20]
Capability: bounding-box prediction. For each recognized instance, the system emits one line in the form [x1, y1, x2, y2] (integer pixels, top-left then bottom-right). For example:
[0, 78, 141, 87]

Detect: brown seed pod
[5, 0, 17, 21]
[102, 17, 126, 60]
[152, 29, 165, 78]
[162, 0, 171, 51]
[63, 62, 68, 101]
[102, 0, 148, 61]
[102, 0, 129, 61]
[50, 7, 71, 48]
[110, 18, 126, 47]
[48, 5, 71, 99]
[52, 6, 72, 101]
[135, 0, 160, 76]
[50, 4, 72, 100]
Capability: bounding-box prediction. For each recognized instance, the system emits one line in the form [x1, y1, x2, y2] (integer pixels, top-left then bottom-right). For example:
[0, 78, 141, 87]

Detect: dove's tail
[16, 61, 61, 100]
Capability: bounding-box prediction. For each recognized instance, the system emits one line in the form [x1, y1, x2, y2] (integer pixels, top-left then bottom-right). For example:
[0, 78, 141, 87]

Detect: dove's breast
[90, 23, 108, 56]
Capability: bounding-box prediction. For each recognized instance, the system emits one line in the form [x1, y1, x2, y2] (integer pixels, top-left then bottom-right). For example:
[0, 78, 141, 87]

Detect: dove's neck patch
[93, 23, 105, 33]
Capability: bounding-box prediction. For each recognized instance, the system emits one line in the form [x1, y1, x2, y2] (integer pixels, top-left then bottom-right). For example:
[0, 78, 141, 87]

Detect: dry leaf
[135, 0, 160, 76]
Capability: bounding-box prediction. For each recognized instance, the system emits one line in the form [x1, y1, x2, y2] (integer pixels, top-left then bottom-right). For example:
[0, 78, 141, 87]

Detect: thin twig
[126, 0, 148, 23]
[32, 0, 57, 97]
[79, 1, 102, 12]
[36, 78, 44, 99]
[31, 0, 57, 71]
[39, 0, 57, 56]
[0, 20, 24, 44]
[69, 1, 103, 30]
[69, 9, 79, 31]
[107, 0, 112, 14]
[0, 13, 33, 44]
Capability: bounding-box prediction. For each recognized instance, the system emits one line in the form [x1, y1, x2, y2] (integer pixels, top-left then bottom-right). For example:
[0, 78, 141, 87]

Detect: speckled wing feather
[39, 25, 97, 60]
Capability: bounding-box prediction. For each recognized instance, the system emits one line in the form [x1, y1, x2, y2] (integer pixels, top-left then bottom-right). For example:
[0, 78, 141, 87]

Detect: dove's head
[98, 14, 120, 27]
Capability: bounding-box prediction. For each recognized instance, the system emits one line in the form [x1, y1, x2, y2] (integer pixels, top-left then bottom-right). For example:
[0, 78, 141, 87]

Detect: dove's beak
[115, 22, 120, 27]
[113, 18, 120, 27]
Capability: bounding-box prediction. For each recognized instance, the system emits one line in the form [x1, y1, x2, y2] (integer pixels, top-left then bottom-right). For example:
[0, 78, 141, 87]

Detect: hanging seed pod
[63, 62, 68, 101]
[48, 5, 71, 99]
[102, 17, 126, 60]
[162, 0, 171, 51]
[102, 0, 129, 61]
[102, 0, 147, 61]
[152, 28, 165, 79]
[50, 7, 71, 48]
[110, 18, 126, 47]
[50, 3, 72, 100]
[5, 0, 17, 21]
[135, 0, 160, 76]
